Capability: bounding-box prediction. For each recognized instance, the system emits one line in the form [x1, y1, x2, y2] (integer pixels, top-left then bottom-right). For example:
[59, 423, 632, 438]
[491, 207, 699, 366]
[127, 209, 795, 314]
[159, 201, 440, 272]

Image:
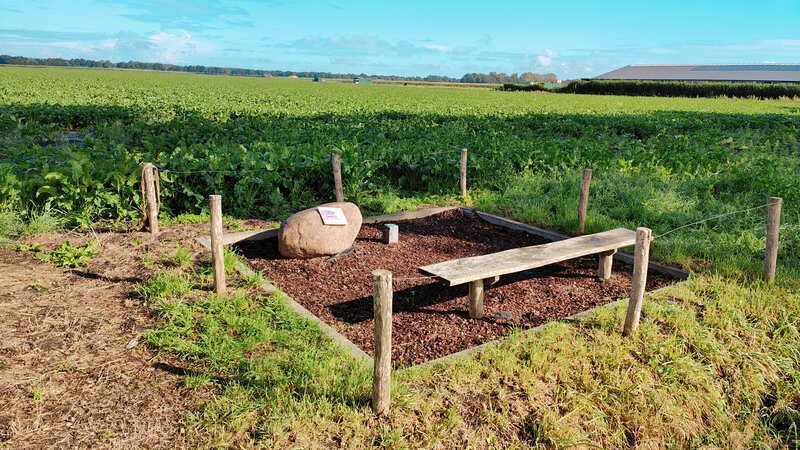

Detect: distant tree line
[0, 54, 558, 84]
[462, 72, 558, 84]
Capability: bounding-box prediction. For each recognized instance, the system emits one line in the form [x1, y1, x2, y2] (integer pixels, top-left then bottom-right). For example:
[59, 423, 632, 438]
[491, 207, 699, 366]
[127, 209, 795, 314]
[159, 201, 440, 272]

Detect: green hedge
[500, 83, 550, 92]
[556, 80, 800, 99]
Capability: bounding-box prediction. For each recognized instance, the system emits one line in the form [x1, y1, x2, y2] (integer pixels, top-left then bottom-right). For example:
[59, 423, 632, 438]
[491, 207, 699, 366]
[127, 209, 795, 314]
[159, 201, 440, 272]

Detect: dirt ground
[0, 224, 223, 448]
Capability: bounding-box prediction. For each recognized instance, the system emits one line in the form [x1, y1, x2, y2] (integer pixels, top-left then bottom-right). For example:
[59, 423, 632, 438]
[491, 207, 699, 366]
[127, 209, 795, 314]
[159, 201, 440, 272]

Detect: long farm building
[594, 64, 800, 83]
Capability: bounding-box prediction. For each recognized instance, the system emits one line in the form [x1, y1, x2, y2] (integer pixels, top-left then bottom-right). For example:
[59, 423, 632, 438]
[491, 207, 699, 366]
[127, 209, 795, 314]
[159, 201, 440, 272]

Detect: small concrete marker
[383, 224, 398, 244]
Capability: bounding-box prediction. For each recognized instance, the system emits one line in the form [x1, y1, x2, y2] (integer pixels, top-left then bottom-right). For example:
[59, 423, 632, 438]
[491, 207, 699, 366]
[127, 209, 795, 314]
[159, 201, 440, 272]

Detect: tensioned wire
[0, 147, 464, 172]
[147, 152, 777, 259]
[652, 202, 772, 240]
[344, 202, 777, 282]
[153, 148, 465, 174]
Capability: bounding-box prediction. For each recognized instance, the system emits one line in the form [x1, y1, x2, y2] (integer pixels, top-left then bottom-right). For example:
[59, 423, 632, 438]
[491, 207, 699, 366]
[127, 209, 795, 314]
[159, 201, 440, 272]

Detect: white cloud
[537, 55, 552, 66]
[146, 31, 211, 63]
[544, 48, 555, 57]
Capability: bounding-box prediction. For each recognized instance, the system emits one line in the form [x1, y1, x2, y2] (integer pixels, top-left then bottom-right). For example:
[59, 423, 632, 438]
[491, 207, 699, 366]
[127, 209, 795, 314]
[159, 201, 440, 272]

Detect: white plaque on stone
[317, 207, 348, 225]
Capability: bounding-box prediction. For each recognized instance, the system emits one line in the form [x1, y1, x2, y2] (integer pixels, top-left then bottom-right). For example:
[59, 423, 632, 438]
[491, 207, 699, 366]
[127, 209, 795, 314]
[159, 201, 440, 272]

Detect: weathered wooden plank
[419, 228, 636, 286]
[474, 211, 689, 280]
[195, 228, 279, 248]
[363, 206, 459, 224]
[475, 211, 568, 243]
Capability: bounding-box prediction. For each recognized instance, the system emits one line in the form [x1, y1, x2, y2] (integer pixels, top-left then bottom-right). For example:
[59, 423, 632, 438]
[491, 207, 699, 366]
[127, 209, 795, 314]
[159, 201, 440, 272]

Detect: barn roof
[594, 64, 800, 83]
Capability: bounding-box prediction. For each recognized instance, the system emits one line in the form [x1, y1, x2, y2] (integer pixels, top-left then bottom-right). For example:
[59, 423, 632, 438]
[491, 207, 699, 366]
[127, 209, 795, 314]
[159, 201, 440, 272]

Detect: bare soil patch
[239, 209, 673, 366]
[0, 221, 271, 448]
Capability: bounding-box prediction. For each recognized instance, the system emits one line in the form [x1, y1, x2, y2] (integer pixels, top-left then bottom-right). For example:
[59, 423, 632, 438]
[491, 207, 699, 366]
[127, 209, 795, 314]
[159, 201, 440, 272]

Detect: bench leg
[469, 279, 484, 319]
[487, 275, 500, 286]
[597, 249, 617, 280]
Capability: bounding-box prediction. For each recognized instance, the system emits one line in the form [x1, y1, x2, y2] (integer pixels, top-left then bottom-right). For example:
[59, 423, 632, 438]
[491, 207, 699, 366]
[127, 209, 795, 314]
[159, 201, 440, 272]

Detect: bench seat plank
[195, 228, 279, 248]
[419, 228, 636, 286]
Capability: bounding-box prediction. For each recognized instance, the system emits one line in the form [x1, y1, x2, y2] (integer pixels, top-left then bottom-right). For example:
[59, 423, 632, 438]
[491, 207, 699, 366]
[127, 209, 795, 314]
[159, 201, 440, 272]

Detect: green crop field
[1, 66, 799, 447]
[2, 65, 799, 280]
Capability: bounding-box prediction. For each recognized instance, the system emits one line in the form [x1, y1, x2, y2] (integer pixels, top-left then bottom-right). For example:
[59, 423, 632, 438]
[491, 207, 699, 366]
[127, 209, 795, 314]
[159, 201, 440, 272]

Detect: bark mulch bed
[238, 209, 672, 366]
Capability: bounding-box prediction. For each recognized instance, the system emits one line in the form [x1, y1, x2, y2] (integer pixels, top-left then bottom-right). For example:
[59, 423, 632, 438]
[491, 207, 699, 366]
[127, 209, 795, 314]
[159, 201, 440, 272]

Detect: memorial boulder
[278, 202, 362, 259]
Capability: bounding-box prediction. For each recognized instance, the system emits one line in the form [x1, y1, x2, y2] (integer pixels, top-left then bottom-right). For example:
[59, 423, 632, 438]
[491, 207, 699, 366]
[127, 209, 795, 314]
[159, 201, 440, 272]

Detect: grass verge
[138, 232, 799, 447]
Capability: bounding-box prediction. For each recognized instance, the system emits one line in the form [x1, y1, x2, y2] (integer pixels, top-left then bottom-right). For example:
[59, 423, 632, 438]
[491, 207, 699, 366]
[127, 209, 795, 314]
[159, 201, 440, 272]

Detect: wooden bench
[418, 228, 637, 318]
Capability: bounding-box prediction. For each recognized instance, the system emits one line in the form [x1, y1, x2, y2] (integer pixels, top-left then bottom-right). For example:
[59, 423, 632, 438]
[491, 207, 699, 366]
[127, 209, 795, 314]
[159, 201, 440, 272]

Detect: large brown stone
[278, 202, 363, 259]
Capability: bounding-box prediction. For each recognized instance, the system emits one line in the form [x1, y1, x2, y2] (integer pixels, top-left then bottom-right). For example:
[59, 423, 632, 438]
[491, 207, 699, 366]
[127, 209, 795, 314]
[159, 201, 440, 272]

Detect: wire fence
[141, 153, 782, 282]
[138, 147, 469, 228]
[652, 203, 773, 240]
[151, 147, 466, 175]
[337, 198, 783, 288]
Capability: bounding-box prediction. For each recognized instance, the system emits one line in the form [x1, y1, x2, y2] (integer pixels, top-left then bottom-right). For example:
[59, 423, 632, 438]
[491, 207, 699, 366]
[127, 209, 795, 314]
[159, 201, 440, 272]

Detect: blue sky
[1, 0, 798, 79]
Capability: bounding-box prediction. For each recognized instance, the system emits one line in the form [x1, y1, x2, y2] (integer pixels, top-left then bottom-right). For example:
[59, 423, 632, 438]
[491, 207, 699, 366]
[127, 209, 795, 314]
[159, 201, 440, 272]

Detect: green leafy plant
[16, 242, 43, 253]
[40, 240, 97, 268]
[166, 244, 193, 268]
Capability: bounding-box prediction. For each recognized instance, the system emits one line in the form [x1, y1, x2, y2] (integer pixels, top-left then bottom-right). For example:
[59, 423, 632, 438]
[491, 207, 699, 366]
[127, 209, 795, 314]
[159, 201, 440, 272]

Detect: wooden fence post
[142, 163, 159, 235]
[460, 148, 468, 198]
[764, 197, 783, 283]
[371, 269, 392, 415]
[623, 227, 651, 336]
[578, 168, 592, 233]
[332, 153, 344, 203]
[209, 195, 226, 296]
